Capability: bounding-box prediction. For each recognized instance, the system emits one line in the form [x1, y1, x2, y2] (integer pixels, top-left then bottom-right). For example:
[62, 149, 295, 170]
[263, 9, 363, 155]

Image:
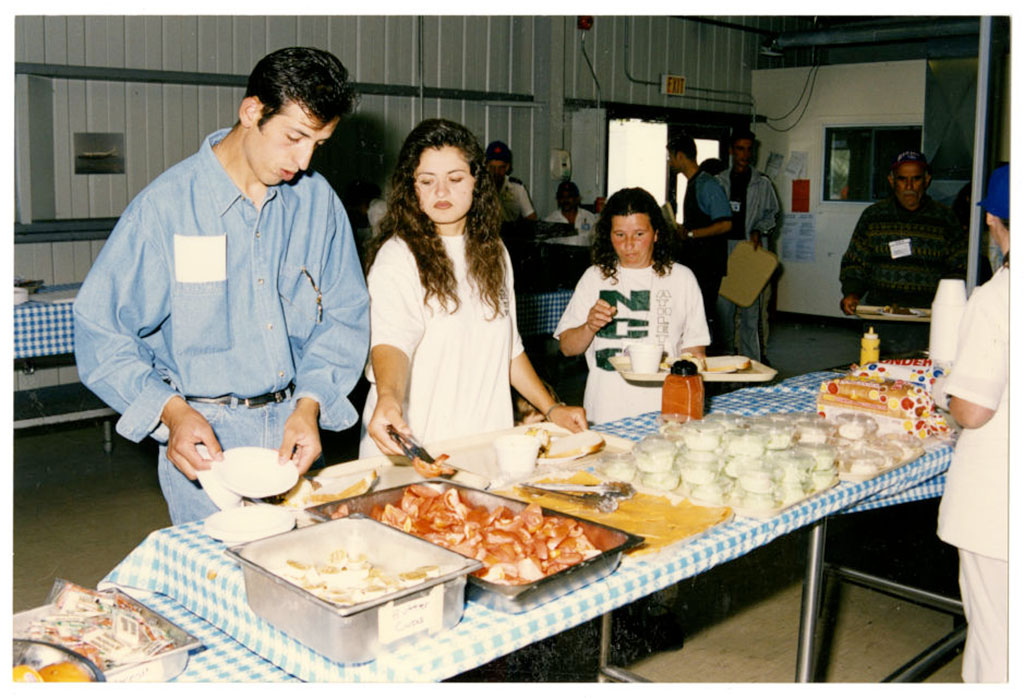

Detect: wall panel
[16, 13, 768, 231]
[14, 14, 773, 389]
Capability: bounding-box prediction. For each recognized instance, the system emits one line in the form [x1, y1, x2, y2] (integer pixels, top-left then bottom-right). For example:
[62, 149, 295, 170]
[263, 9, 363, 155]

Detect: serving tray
[609, 354, 778, 383]
[855, 305, 931, 323]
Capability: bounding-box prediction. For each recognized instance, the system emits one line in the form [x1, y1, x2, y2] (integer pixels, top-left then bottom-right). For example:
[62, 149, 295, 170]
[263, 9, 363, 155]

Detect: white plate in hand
[214, 447, 299, 498]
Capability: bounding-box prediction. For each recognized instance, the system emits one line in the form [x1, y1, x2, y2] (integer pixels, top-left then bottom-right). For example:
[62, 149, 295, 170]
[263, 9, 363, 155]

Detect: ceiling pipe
[770, 17, 980, 50]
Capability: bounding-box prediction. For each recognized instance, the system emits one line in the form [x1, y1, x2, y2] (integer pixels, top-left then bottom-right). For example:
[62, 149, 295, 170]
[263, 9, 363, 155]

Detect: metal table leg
[103, 419, 114, 454]
[597, 611, 652, 683]
[795, 518, 828, 682]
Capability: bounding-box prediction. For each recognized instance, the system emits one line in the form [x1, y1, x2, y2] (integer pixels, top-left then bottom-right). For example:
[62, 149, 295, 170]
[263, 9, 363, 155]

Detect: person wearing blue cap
[935, 164, 1008, 682]
[839, 150, 967, 354]
[485, 140, 537, 224]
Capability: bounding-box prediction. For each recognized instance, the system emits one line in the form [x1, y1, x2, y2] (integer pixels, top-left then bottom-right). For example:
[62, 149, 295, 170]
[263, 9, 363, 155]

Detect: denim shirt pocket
[278, 263, 320, 343]
[172, 279, 230, 354]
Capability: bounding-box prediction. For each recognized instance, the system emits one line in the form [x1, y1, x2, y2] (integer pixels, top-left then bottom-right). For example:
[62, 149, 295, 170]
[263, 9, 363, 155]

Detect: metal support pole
[967, 16, 994, 295]
[795, 519, 828, 682]
[827, 565, 964, 616]
[883, 624, 967, 682]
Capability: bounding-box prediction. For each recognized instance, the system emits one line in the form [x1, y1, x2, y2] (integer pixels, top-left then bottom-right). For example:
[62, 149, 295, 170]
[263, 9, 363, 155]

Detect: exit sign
[661, 74, 686, 96]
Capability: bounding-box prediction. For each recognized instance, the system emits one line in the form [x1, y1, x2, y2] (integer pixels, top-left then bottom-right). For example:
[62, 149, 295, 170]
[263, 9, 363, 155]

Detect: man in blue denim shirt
[74, 47, 370, 524]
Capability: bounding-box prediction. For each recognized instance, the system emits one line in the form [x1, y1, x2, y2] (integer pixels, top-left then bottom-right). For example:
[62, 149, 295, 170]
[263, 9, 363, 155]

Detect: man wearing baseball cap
[839, 149, 966, 353]
[485, 140, 538, 224]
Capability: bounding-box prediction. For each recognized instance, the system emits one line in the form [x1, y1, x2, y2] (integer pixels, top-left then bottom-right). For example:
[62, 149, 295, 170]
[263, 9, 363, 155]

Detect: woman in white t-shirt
[935, 165, 1009, 683]
[359, 119, 587, 457]
[555, 187, 710, 424]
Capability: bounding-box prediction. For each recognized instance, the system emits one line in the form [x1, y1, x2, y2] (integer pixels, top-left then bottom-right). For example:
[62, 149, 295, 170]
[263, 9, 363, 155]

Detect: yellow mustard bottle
[860, 326, 880, 365]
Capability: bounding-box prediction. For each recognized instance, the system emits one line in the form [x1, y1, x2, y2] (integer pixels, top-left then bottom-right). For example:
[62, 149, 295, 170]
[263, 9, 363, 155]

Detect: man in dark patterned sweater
[839, 150, 966, 353]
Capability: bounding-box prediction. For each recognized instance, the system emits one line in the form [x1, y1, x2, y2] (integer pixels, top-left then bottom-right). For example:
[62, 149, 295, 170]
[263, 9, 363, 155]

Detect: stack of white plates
[203, 504, 296, 544]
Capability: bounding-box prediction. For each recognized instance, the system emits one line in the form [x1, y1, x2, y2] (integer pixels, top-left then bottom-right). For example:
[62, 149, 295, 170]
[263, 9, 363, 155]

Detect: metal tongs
[518, 481, 635, 513]
[386, 425, 457, 479]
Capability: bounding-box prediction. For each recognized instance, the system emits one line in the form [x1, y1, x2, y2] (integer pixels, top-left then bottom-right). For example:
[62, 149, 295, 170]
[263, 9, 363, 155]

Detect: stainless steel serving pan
[13, 585, 202, 682]
[225, 514, 483, 665]
[305, 480, 644, 614]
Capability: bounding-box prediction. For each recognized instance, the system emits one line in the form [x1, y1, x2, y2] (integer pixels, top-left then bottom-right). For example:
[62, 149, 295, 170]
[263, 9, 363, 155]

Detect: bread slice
[544, 430, 605, 460]
[704, 355, 752, 373]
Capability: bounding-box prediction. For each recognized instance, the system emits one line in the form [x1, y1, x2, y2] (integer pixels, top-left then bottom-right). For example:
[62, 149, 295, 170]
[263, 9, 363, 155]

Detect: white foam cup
[931, 279, 967, 307]
[929, 279, 968, 365]
[493, 434, 541, 478]
[627, 342, 664, 373]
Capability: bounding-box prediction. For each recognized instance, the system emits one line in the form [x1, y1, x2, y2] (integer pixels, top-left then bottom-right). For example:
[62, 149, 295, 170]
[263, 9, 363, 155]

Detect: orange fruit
[37, 660, 94, 682]
[13, 664, 44, 682]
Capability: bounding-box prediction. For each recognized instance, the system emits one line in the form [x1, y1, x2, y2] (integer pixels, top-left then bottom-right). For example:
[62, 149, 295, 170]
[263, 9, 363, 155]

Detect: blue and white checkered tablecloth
[14, 299, 77, 359]
[516, 289, 572, 337]
[114, 588, 299, 682]
[102, 370, 953, 682]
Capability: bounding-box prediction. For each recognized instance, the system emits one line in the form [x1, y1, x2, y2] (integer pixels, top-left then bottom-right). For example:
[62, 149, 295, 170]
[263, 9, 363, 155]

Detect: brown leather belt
[187, 382, 294, 408]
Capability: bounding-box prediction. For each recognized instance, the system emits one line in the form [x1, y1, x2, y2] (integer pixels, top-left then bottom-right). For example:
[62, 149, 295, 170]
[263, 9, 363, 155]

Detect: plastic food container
[767, 450, 815, 483]
[794, 418, 835, 445]
[641, 470, 681, 491]
[680, 463, 720, 486]
[675, 446, 720, 465]
[680, 422, 726, 452]
[13, 640, 105, 682]
[793, 443, 838, 472]
[724, 426, 769, 458]
[877, 433, 925, 462]
[833, 412, 879, 440]
[701, 412, 750, 429]
[595, 452, 638, 482]
[763, 423, 797, 450]
[723, 454, 761, 479]
[226, 515, 483, 664]
[633, 435, 677, 473]
[689, 476, 733, 506]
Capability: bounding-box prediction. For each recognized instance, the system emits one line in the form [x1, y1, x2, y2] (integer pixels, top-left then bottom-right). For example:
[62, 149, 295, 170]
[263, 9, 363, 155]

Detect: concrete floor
[10, 314, 965, 682]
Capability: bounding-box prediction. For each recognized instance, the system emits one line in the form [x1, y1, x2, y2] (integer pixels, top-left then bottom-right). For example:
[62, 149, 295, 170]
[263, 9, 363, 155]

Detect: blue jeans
[157, 398, 295, 525]
[716, 293, 762, 362]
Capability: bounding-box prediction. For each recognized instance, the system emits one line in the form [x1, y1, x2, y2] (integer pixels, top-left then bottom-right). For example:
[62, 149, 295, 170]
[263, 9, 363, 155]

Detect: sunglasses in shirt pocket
[278, 262, 322, 341]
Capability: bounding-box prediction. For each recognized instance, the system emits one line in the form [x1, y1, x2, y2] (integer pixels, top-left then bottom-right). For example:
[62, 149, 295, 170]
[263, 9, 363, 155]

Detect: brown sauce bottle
[662, 359, 704, 421]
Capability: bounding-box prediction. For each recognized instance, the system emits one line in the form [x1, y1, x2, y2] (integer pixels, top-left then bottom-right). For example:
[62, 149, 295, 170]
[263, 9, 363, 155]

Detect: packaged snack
[850, 358, 946, 387]
[816, 375, 951, 439]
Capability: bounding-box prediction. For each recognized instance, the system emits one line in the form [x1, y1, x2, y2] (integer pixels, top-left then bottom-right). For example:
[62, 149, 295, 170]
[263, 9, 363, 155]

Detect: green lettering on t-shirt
[595, 289, 650, 370]
[600, 289, 649, 312]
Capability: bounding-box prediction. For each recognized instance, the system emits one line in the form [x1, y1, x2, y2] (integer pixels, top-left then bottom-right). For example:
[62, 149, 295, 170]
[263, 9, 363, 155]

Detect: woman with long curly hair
[555, 187, 709, 424]
[359, 119, 586, 457]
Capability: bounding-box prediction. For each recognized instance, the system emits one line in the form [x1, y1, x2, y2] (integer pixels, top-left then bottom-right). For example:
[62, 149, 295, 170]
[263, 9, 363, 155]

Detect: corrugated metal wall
[13, 14, 808, 389]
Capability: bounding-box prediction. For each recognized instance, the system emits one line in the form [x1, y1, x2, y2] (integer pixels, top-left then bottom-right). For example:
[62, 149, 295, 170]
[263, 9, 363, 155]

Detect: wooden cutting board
[718, 241, 779, 308]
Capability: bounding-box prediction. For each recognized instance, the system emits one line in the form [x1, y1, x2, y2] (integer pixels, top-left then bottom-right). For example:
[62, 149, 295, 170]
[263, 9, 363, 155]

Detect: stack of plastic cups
[928, 279, 968, 369]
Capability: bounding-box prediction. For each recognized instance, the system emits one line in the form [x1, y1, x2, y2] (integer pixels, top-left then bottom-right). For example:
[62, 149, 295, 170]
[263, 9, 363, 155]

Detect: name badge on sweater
[174, 235, 227, 283]
[889, 238, 912, 259]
